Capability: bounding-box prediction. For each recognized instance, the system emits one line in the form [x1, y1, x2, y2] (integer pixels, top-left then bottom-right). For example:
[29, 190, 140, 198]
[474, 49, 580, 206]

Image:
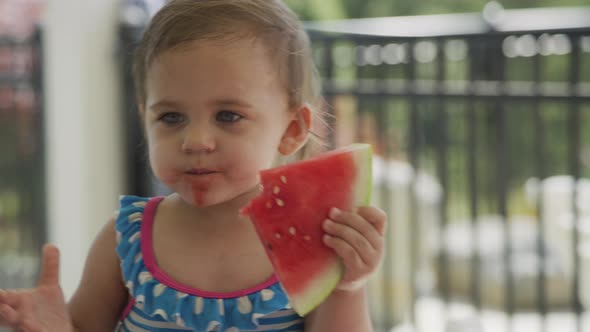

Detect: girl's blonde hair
[132, 0, 328, 161]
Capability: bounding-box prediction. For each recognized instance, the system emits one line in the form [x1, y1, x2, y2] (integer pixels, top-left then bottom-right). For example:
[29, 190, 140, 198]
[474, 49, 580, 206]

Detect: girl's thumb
[37, 243, 60, 287]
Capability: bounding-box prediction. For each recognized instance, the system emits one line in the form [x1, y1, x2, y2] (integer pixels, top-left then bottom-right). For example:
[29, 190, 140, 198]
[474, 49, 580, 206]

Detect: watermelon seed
[276, 198, 285, 207]
[266, 242, 273, 251]
[304, 235, 311, 241]
[273, 186, 280, 194]
[280, 176, 287, 184]
[266, 201, 272, 208]
[275, 233, 281, 239]
[289, 227, 296, 235]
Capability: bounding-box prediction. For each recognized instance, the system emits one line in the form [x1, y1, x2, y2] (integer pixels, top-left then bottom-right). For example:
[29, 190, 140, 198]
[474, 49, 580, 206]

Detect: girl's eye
[216, 111, 243, 123]
[159, 112, 185, 124]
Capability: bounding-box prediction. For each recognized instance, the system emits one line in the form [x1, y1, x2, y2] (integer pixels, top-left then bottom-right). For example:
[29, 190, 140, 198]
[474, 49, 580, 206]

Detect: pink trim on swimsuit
[120, 297, 135, 321]
[140, 196, 279, 299]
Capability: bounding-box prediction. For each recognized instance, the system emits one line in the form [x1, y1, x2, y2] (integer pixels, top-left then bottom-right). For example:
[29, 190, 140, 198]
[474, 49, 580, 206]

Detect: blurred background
[1, 0, 589, 331]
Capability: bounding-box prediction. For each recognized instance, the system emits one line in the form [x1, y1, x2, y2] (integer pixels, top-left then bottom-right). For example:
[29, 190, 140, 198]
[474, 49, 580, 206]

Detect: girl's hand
[322, 206, 387, 293]
[0, 244, 74, 332]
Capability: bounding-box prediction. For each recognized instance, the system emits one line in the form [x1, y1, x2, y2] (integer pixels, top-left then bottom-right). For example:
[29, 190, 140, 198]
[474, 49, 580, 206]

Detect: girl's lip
[185, 169, 218, 175]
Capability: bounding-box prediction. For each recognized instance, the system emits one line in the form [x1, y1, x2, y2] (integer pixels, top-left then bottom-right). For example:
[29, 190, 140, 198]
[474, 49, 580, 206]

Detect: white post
[43, 0, 125, 299]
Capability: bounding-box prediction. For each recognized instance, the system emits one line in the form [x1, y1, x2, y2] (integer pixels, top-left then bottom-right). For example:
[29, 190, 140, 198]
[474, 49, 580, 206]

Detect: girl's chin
[178, 190, 249, 209]
[171, 179, 261, 208]
[181, 193, 222, 208]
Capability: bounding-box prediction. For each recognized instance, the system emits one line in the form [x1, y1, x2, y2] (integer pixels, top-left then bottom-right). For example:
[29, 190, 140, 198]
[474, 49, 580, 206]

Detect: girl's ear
[278, 105, 312, 156]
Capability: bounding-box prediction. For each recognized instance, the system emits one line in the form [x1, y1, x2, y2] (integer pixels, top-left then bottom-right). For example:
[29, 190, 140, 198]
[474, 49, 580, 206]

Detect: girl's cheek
[157, 168, 180, 184]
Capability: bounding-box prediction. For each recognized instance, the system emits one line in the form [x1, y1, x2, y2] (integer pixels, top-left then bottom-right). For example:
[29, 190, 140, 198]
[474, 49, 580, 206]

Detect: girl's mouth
[185, 169, 217, 175]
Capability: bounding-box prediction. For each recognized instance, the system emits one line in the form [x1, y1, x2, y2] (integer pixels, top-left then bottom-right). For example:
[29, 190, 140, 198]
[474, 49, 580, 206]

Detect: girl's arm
[304, 206, 387, 332]
[68, 217, 129, 331]
[304, 287, 373, 332]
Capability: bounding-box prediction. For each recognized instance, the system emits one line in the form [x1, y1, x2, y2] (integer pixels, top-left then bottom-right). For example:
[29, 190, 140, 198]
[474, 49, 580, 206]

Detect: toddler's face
[142, 38, 294, 207]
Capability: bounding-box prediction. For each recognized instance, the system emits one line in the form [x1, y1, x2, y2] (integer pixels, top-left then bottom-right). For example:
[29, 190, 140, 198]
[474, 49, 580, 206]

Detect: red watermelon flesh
[240, 144, 372, 316]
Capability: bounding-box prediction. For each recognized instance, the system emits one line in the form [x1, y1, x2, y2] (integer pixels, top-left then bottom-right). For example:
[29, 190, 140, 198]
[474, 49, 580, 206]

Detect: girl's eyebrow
[148, 98, 253, 111]
[209, 98, 252, 109]
[148, 99, 182, 111]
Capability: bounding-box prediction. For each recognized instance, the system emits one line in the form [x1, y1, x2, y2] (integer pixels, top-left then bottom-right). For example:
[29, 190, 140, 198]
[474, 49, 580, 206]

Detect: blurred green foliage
[286, 0, 590, 20]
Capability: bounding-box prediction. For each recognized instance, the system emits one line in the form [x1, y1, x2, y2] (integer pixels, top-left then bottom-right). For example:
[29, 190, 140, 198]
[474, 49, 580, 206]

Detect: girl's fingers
[327, 208, 384, 254]
[21, 317, 43, 332]
[356, 206, 387, 236]
[0, 303, 19, 325]
[38, 244, 60, 287]
[0, 289, 21, 308]
[323, 234, 365, 272]
[324, 226, 380, 274]
[324, 219, 374, 265]
[0, 289, 8, 304]
[322, 206, 387, 286]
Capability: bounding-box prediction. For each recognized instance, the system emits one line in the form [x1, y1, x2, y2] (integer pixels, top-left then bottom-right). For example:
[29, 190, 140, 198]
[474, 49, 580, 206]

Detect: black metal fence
[306, 5, 590, 332]
[0, 30, 45, 289]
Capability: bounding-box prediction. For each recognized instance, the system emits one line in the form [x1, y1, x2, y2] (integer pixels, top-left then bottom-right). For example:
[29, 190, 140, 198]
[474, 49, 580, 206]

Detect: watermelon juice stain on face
[193, 188, 205, 206]
[189, 176, 214, 207]
[184, 173, 218, 207]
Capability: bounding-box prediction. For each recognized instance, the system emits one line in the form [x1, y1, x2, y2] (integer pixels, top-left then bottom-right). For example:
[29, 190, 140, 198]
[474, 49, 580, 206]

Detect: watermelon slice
[240, 143, 372, 316]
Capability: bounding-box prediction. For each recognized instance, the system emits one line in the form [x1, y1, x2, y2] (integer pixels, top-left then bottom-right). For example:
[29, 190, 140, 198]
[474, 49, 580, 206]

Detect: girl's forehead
[158, 36, 271, 61]
[153, 39, 279, 80]
[145, 38, 289, 108]
[151, 38, 277, 77]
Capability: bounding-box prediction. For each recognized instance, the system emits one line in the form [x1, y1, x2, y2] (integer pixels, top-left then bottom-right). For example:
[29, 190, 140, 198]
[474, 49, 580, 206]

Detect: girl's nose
[181, 129, 216, 154]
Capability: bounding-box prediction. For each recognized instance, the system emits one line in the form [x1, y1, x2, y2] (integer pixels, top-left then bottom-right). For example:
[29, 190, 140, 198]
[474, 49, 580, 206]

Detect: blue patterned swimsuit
[115, 196, 304, 331]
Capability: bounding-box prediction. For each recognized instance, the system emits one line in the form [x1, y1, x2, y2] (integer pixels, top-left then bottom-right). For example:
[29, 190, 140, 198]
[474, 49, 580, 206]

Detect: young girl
[0, 1, 387, 331]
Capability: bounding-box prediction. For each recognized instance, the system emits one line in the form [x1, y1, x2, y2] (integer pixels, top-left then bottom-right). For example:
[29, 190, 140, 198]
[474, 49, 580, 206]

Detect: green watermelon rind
[288, 256, 343, 316]
[324, 143, 372, 205]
